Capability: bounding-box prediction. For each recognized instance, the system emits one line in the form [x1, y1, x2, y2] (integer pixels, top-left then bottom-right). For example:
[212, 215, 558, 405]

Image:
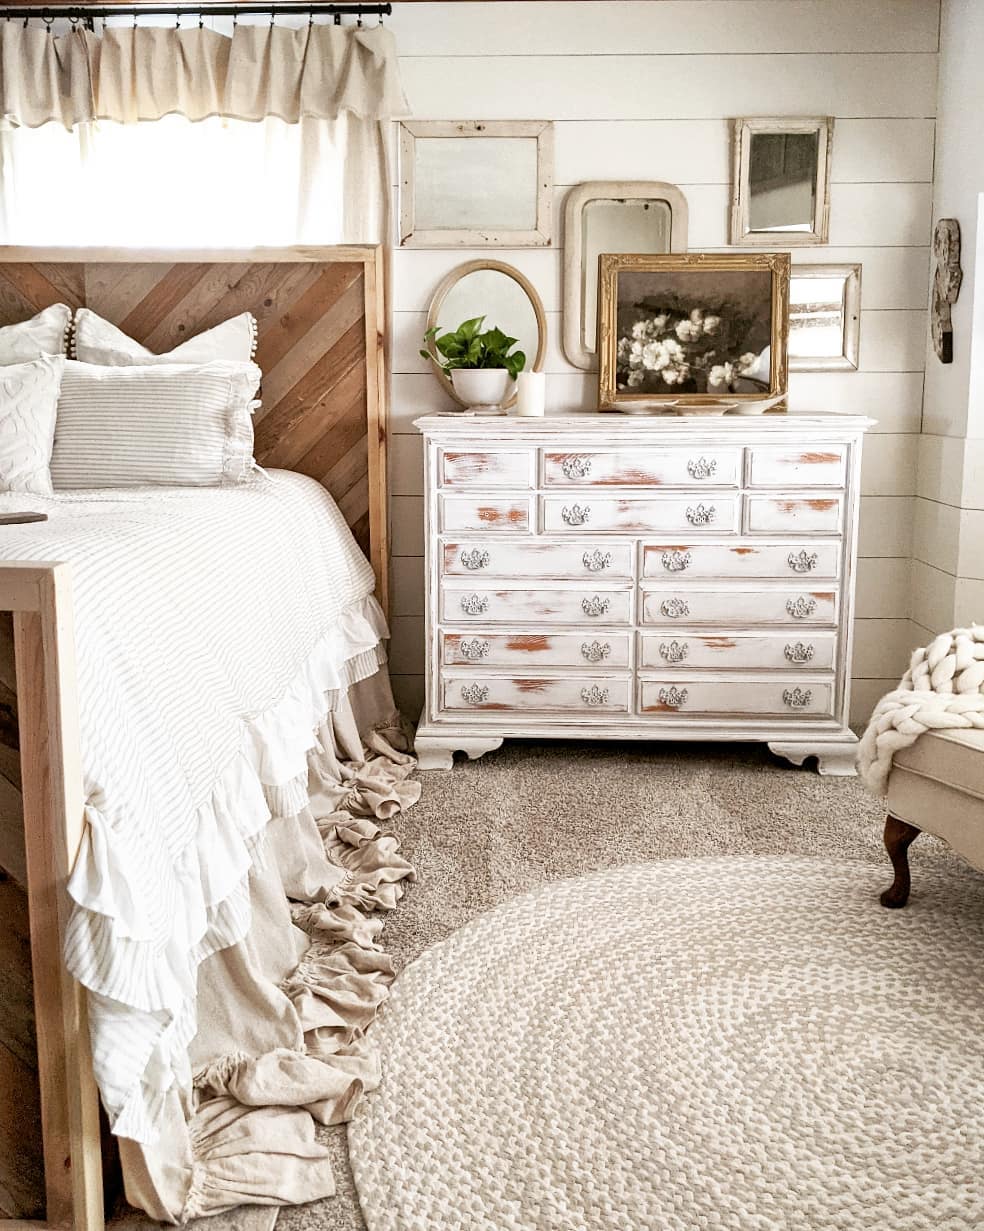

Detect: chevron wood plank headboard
[0, 245, 389, 610]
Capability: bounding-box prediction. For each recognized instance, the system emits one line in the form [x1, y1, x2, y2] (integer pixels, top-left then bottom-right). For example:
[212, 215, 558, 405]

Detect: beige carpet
[349, 856, 984, 1230]
[271, 739, 982, 1231]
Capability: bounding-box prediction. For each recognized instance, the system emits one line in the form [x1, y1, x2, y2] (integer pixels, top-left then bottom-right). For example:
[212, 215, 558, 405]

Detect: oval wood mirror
[423, 260, 547, 410]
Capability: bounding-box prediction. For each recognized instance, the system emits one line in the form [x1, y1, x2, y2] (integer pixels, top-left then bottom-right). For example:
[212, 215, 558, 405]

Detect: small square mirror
[731, 118, 833, 246]
[788, 264, 861, 372]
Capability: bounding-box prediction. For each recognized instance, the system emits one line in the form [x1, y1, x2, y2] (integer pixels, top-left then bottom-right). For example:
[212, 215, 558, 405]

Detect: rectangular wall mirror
[562, 181, 689, 370]
[730, 117, 833, 246]
[788, 263, 861, 371]
[399, 120, 553, 248]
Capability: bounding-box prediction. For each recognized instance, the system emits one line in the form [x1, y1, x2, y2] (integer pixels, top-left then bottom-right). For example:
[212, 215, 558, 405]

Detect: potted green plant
[421, 315, 526, 411]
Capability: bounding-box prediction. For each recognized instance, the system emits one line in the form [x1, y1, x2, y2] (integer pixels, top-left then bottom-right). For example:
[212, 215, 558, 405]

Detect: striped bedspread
[0, 470, 386, 1140]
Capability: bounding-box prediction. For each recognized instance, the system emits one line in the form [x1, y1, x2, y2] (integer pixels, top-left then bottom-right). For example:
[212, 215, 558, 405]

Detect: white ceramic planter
[451, 368, 512, 411]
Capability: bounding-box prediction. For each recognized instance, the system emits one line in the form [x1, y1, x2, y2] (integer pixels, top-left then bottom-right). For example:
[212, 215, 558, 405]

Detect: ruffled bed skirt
[118, 667, 419, 1222]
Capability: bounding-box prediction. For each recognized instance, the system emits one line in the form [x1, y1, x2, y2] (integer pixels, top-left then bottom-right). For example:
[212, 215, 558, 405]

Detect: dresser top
[414, 411, 875, 439]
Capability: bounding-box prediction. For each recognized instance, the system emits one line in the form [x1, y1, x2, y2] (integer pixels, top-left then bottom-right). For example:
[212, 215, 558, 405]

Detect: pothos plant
[421, 316, 526, 382]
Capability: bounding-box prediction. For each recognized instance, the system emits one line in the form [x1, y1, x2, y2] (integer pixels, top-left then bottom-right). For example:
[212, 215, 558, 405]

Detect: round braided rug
[349, 858, 984, 1231]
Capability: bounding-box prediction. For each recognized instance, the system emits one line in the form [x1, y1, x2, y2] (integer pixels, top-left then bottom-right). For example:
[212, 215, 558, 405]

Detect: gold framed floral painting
[597, 252, 790, 410]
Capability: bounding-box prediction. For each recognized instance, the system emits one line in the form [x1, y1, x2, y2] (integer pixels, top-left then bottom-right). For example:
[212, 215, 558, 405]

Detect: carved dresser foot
[768, 737, 859, 776]
[880, 814, 921, 908]
[413, 733, 504, 772]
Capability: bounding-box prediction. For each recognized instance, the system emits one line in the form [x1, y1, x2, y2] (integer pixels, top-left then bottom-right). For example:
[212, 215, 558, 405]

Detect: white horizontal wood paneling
[910, 559, 957, 633]
[388, 0, 937, 719]
[849, 677, 896, 729]
[552, 119, 934, 186]
[400, 55, 937, 120]
[852, 617, 920, 678]
[912, 497, 961, 574]
[388, 1, 939, 57]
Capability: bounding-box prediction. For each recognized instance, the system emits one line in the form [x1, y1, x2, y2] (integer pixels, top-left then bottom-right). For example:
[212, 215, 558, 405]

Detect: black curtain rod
[5, 3, 391, 19]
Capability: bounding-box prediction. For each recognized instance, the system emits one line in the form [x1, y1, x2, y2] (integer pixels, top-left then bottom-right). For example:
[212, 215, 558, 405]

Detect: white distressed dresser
[413, 412, 873, 774]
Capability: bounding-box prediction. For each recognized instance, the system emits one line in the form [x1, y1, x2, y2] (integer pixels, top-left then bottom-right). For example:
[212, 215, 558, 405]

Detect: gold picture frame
[597, 252, 790, 411]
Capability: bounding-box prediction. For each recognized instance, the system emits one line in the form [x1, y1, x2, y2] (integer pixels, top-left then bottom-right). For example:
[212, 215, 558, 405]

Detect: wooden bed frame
[0, 246, 390, 1229]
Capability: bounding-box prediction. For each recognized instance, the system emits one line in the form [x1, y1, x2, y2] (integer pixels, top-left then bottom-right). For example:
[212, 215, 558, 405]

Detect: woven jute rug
[349, 856, 984, 1231]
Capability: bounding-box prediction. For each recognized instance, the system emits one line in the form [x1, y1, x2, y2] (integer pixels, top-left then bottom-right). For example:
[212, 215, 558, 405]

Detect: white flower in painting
[708, 362, 735, 390]
[689, 308, 704, 324]
[662, 362, 691, 386]
[664, 337, 684, 360]
[737, 352, 758, 374]
[651, 313, 669, 332]
[617, 337, 632, 363]
[675, 318, 702, 342]
[631, 320, 651, 341]
[627, 369, 646, 388]
[702, 315, 721, 335]
[641, 340, 669, 371]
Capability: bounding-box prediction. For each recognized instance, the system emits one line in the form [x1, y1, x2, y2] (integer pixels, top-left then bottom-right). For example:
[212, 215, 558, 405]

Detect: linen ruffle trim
[64, 593, 395, 1142]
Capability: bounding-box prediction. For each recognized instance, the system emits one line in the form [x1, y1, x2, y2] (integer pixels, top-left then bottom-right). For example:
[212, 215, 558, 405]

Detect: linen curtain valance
[0, 22, 409, 130]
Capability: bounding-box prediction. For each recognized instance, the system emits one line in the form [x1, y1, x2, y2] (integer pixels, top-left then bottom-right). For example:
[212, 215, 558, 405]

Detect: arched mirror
[423, 260, 547, 410]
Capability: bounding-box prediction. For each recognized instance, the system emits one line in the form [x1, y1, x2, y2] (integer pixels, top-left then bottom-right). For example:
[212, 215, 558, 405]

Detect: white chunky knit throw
[858, 624, 984, 795]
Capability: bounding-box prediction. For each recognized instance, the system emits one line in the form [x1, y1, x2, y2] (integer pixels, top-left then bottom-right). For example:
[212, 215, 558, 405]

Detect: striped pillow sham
[50, 360, 261, 489]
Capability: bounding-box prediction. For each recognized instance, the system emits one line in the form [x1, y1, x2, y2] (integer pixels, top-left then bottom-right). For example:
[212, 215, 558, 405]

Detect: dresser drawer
[442, 539, 634, 579]
[439, 449, 533, 488]
[541, 496, 739, 535]
[744, 495, 843, 535]
[443, 674, 631, 714]
[747, 445, 847, 488]
[442, 584, 633, 625]
[541, 447, 741, 487]
[641, 587, 837, 626]
[639, 677, 834, 718]
[639, 631, 837, 672]
[442, 630, 632, 669]
[642, 540, 841, 580]
[440, 495, 532, 534]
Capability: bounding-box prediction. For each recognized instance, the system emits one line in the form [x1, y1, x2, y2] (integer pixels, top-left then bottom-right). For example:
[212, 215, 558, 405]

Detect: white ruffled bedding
[0, 470, 388, 1142]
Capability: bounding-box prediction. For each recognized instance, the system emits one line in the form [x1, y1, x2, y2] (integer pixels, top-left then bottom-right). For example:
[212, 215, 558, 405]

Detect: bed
[0, 248, 416, 1230]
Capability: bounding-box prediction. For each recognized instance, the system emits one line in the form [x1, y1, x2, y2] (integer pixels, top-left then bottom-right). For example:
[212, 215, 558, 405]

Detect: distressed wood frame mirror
[399, 120, 554, 248]
[562, 181, 689, 370]
[730, 117, 833, 247]
[788, 263, 862, 372]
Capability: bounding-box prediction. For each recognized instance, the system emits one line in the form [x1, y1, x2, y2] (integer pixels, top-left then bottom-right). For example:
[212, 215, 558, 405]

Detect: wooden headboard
[0, 245, 389, 609]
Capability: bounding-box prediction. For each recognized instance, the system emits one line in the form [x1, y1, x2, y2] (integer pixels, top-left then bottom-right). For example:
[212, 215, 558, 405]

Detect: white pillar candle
[514, 371, 546, 417]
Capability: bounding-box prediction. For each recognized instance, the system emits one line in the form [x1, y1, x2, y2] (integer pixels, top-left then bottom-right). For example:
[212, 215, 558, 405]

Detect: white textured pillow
[51, 360, 261, 489]
[0, 305, 72, 365]
[72, 308, 258, 367]
[0, 356, 63, 493]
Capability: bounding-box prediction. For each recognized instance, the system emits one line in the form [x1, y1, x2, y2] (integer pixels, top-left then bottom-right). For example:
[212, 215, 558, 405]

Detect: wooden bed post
[4, 563, 103, 1231]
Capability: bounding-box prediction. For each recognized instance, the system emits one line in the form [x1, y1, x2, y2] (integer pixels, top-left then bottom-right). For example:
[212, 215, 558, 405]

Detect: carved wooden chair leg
[880, 814, 921, 909]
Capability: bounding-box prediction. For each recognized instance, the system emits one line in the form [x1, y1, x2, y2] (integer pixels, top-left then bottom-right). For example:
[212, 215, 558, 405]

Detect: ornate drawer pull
[658, 685, 688, 709]
[459, 638, 491, 661]
[582, 595, 611, 618]
[461, 684, 489, 705]
[787, 550, 818, 574]
[687, 456, 717, 480]
[658, 639, 689, 663]
[685, 504, 715, 526]
[460, 548, 490, 571]
[660, 597, 690, 619]
[562, 454, 593, 480]
[661, 550, 692, 573]
[581, 685, 609, 707]
[580, 640, 611, 664]
[783, 687, 813, 710]
[562, 503, 591, 526]
[460, 593, 489, 616]
[786, 596, 817, 620]
[582, 549, 612, 573]
[784, 642, 815, 664]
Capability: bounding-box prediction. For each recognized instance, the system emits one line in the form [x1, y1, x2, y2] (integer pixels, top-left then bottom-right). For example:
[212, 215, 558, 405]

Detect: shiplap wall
[384, 0, 940, 725]
[912, 0, 984, 646]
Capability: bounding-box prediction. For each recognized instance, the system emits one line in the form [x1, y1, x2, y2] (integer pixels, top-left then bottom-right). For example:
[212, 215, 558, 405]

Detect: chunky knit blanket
[858, 625, 984, 795]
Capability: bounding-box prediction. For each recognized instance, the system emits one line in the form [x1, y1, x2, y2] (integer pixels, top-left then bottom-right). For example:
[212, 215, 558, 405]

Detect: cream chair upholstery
[881, 727, 984, 907]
